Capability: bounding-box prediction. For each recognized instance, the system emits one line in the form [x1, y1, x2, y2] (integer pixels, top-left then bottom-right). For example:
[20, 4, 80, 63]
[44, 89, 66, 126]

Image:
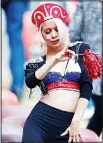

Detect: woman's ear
[38, 26, 47, 55]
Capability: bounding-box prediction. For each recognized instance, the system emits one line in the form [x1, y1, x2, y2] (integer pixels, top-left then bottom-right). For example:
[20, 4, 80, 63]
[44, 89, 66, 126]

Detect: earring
[40, 42, 47, 55]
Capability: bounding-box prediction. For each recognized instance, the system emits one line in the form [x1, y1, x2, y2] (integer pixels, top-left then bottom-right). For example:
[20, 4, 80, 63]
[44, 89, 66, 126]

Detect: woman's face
[41, 19, 62, 49]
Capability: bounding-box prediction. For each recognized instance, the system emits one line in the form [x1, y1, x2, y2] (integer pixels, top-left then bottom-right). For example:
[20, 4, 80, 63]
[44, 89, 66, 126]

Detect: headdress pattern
[32, 3, 71, 28]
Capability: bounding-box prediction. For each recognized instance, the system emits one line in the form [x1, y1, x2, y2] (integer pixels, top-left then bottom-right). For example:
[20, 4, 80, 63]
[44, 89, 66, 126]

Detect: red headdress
[31, 3, 71, 29]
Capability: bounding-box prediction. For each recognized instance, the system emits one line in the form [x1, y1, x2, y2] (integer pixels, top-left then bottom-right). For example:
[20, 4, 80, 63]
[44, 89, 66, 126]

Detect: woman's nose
[51, 30, 57, 38]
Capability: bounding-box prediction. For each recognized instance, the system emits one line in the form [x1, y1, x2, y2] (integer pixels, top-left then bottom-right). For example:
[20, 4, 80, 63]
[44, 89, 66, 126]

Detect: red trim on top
[46, 81, 80, 91]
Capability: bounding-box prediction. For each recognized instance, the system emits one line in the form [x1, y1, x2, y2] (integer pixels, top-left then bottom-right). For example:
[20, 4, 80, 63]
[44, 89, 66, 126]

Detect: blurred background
[1, 0, 102, 142]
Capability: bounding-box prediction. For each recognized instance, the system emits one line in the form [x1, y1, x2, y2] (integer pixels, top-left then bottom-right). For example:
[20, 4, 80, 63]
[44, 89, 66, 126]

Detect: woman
[22, 3, 100, 143]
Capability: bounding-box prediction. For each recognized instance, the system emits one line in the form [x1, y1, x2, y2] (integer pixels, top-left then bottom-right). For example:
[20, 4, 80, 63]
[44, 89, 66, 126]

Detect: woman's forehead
[41, 19, 57, 30]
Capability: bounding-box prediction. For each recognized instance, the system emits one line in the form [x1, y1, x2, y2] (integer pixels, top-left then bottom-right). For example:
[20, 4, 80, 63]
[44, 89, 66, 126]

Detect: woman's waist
[40, 91, 80, 112]
[30, 101, 74, 128]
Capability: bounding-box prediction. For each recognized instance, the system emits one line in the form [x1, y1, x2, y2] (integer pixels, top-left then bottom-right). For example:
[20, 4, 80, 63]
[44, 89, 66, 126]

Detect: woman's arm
[35, 57, 57, 80]
[72, 70, 93, 122]
[25, 57, 57, 88]
[68, 81, 92, 142]
[72, 82, 92, 123]
[71, 98, 89, 123]
[61, 43, 93, 142]
[60, 82, 92, 142]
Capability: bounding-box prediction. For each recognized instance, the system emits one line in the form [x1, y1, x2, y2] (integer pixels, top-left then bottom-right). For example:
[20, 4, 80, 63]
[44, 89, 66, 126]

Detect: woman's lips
[50, 39, 59, 44]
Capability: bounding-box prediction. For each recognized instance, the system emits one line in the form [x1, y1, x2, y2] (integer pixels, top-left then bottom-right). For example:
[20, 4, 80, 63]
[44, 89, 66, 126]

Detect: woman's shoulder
[28, 56, 45, 63]
[69, 41, 83, 47]
[25, 55, 46, 69]
[69, 41, 91, 54]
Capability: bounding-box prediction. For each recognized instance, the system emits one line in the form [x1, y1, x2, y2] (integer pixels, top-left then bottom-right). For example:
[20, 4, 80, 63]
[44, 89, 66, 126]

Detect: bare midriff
[40, 89, 80, 113]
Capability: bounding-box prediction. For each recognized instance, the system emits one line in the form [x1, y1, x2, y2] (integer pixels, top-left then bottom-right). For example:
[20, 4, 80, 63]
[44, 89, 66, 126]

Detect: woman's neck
[47, 44, 64, 57]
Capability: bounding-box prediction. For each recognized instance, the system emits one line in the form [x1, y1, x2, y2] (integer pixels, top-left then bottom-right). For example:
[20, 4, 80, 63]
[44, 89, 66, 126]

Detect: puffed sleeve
[25, 58, 44, 88]
[79, 43, 93, 100]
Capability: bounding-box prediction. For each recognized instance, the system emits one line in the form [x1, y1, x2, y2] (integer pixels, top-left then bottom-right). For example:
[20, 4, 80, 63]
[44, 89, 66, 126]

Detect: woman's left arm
[68, 98, 89, 142]
[68, 80, 92, 142]
[61, 43, 93, 142]
[72, 73, 93, 122]
[61, 82, 92, 142]
[71, 42, 93, 124]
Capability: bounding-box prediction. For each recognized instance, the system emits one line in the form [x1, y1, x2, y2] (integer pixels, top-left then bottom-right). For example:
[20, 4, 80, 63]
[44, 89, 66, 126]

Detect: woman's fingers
[73, 136, 76, 142]
[66, 49, 76, 56]
[68, 135, 80, 143]
[54, 46, 77, 62]
[65, 49, 77, 60]
[67, 121, 81, 142]
[68, 136, 72, 142]
[76, 134, 80, 142]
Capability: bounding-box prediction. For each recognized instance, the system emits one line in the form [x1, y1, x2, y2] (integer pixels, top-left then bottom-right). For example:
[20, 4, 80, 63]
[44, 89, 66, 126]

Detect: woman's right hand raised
[53, 46, 76, 62]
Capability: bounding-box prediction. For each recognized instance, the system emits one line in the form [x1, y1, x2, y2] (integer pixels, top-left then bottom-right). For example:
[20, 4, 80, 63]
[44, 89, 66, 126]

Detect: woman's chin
[50, 42, 61, 49]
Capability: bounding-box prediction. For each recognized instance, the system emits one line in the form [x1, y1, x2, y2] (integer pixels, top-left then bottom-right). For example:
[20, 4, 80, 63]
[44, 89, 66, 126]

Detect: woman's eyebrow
[44, 28, 51, 30]
[43, 27, 52, 31]
[44, 26, 57, 31]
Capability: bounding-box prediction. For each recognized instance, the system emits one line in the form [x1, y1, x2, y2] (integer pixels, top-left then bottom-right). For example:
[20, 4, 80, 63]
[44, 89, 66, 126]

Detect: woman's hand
[53, 46, 76, 62]
[60, 121, 81, 142]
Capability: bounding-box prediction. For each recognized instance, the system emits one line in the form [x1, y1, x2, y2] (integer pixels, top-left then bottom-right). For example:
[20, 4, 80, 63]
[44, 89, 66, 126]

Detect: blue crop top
[43, 71, 81, 85]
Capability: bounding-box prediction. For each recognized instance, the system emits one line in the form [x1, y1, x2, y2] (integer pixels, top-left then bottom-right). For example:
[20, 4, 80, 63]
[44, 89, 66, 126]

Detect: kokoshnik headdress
[31, 3, 102, 79]
[31, 3, 71, 29]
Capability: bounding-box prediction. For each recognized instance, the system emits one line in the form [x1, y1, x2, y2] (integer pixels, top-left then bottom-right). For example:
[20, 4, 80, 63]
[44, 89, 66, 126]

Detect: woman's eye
[45, 30, 51, 34]
[55, 28, 58, 32]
